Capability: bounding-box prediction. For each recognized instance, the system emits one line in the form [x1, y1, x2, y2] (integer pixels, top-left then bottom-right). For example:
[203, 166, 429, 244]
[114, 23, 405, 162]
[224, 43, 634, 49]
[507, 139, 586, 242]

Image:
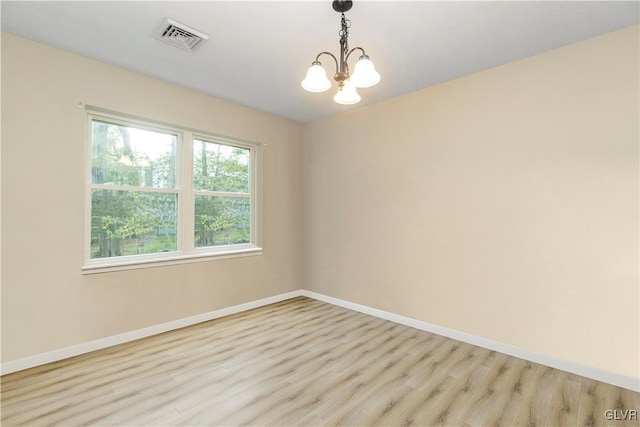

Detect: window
[84, 111, 262, 272]
[193, 139, 251, 247]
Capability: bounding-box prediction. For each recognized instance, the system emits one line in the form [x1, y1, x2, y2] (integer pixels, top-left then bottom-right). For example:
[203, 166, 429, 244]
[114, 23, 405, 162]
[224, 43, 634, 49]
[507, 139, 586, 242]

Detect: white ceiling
[2, 1, 638, 123]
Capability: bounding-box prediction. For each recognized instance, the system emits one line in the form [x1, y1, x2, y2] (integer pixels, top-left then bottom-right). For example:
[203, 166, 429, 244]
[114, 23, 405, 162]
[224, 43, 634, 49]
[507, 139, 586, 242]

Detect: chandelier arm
[345, 47, 367, 64]
[314, 51, 340, 75]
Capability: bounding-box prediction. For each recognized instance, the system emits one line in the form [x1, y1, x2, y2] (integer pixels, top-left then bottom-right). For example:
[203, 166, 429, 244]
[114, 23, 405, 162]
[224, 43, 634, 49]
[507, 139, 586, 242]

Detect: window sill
[81, 247, 263, 275]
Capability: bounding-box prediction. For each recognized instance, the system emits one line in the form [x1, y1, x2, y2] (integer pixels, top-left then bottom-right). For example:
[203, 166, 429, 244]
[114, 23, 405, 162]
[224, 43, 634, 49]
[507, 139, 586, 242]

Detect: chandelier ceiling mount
[332, 0, 353, 13]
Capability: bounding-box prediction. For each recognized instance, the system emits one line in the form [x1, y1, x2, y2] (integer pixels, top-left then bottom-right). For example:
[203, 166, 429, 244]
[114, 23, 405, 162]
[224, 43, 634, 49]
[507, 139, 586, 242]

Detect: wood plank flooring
[1, 296, 638, 426]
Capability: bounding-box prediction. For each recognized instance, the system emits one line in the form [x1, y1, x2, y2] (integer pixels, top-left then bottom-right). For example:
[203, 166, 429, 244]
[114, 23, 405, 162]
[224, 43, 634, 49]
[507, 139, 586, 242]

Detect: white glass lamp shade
[301, 64, 331, 93]
[333, 80, 361, 105]
[350, 57, 381, 88]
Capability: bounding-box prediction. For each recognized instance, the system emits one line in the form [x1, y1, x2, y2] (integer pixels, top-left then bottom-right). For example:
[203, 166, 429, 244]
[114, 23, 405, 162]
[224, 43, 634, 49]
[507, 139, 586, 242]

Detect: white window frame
[82, 109, 263, 274]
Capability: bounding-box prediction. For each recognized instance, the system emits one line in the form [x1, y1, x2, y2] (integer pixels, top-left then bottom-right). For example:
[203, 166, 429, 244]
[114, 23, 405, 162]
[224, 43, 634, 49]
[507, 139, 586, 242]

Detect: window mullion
[182, 131, 195, 254]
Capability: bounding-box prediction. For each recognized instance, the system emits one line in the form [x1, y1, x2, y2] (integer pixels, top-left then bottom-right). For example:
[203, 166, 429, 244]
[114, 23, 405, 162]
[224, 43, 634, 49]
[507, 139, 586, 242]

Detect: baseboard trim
[301, 290, 640, 393]
[3, 289, 638, 392]
[0, 290, 304, 376]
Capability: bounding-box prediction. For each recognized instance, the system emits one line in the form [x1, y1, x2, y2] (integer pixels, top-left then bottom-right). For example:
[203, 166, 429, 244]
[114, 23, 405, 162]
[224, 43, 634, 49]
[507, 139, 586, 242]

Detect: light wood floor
[1, 297, 638, 426]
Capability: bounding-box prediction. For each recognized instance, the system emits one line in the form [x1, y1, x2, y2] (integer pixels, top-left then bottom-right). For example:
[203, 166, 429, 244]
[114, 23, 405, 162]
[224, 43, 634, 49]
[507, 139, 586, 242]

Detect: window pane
[91, 120, 177, 188]
[193, 140, 249, 193]
[194, 196, 250, 247]
[90, 189, 177, 258]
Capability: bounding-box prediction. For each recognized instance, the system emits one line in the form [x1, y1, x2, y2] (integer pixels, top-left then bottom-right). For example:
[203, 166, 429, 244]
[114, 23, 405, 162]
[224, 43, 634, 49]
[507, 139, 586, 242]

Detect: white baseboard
[0, 290, 304, 376]
[3, 288, 638, 393]
[301, 290, 640, 393]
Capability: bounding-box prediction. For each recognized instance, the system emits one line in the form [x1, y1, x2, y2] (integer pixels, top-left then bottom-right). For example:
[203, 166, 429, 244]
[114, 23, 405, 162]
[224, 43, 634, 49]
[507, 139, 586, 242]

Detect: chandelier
[301, 0, 380, 105]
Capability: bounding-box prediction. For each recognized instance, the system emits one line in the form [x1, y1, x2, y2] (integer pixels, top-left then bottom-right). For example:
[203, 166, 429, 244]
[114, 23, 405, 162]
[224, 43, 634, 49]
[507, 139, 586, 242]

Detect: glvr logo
[604, 409, 638, 421]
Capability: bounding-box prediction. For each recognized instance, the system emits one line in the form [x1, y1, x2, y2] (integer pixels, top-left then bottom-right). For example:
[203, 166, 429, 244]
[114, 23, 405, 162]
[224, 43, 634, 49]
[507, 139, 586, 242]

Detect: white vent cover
[155, 18, 209, 52]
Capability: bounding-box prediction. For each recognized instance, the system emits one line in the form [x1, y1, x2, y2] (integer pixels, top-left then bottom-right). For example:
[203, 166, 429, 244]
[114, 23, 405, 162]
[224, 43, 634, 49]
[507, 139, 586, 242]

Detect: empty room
[1, 1, 639, 426]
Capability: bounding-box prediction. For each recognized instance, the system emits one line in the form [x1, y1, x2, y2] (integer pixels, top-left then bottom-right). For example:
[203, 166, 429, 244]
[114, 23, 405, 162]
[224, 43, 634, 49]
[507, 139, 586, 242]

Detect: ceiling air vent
[155, 18, 209, 52]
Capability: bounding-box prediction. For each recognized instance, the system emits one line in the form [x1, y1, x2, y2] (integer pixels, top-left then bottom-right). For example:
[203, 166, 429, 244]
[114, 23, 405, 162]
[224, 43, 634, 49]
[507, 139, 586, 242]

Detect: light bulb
[350, 56, 380, 88]
[301, 63, 331, 93]
[333, 80, 361, 105]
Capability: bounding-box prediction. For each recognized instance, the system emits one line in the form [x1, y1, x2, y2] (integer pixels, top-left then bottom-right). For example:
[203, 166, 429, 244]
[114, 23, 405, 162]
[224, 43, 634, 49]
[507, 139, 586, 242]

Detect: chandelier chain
[339, 13, 351, 75]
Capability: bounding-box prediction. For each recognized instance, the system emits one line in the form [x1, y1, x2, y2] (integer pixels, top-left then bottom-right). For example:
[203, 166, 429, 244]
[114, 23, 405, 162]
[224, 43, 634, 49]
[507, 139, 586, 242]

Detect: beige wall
[1, 33, 304, 362]
[304, 26, 639, 379]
